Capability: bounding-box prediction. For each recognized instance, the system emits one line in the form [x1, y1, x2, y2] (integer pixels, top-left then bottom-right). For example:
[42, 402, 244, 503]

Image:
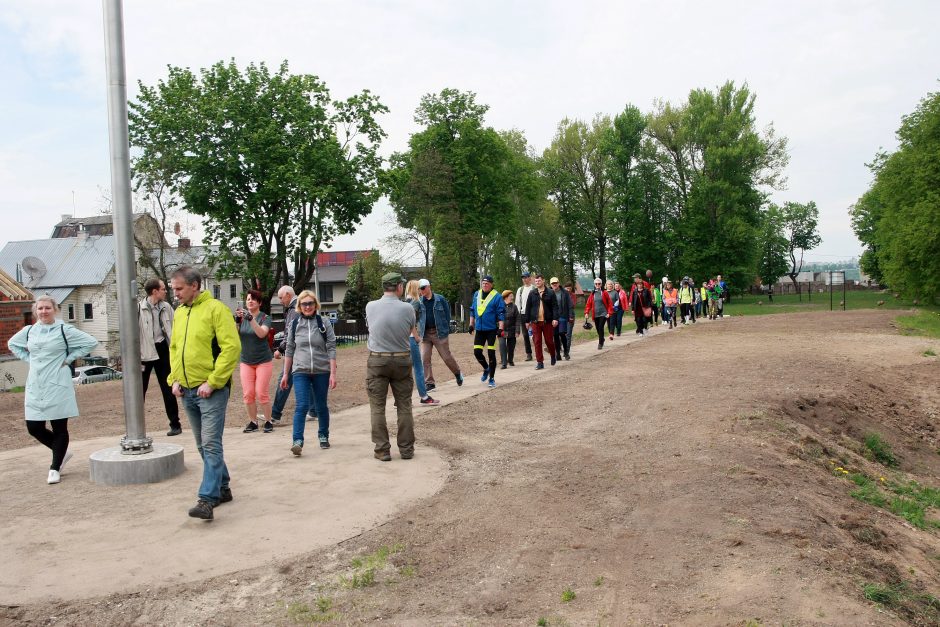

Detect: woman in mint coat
[7, 295, 97, 484]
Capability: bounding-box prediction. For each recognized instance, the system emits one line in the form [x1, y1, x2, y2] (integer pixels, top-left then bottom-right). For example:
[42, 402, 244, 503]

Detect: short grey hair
[278, 285, 296, 298]
[35, 294, 60, 312]
[170, 265, 202, 288]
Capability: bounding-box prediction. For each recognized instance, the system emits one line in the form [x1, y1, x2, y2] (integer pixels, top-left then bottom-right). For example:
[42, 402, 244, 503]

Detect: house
[0, 268, 33, 390]
[0, 234, 119, 360]
[52, 213, 167, 249]
[310, 250, 371, 314]
[138, 239, 244, 314]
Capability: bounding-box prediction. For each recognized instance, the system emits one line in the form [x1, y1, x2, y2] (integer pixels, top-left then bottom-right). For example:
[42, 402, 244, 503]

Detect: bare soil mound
[3, 310, 939, 625]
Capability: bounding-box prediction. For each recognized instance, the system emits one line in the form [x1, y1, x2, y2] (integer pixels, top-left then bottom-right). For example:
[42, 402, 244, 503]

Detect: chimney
[178, 237, 191, 250]
[76, 224, 88, 242]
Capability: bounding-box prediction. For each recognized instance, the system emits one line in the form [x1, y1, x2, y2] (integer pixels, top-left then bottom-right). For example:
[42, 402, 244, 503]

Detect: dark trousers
[593, 316, 607, 345]
[522, 324, 533, 356]
[652, 304, 660, 324]
[635, 310, 649, 334]
[553, 326, 569, 358]
[27, 419, 69, 471]
[499, 335, 517, 366]
[366, 354, 414, 455]
[473, 329, 498, 378]
[142, 340, 181, 430]
[614, 309, 625, 335]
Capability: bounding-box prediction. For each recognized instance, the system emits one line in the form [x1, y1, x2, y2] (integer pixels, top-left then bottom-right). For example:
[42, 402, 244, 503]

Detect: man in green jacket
[168, 266, 241, 521]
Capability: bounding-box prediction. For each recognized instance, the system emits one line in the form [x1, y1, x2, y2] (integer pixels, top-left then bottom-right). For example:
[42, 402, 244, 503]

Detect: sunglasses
[551, 282, 559, 285]
[300, 301, 316, 308]
[419, 286, 428, 290]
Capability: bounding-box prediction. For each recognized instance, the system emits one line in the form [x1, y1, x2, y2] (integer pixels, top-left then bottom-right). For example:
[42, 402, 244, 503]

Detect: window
[84, 303, 94, 320]
[230, 284, 237, 299]
[67, 304, 75, 321]
[318, 283, 334, 303]
[213, 284, 220, 299]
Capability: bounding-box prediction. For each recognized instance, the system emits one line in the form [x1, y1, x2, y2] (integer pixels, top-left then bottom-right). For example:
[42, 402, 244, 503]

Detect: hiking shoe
[47, 469, 60, 484]
[500, 364, 507, 369]
[455, 374, 464, 387]
[167, 426, 182, 436]
[419, 396, 440, 405]
[564, 354, 570, 361]
[375, 450, 392, 462]
[243, 421, 259, 433]
[219, 486, 233, 504]
[488, 379, 496, 388]
[535, 362, 545, 370]
[550, 356, 556, 366]
[291, 440, 303, 456]
[400, 451, 414, 460]
[425, 381, 436, 391]
[270, 415, 282, 425]
[262, 421, 274, 433]
[509, 361, 514, 366]
[188, 499, 214, 520]
[60, 450, 74, 472]
[319, 435, 330, 449]
[524, 354, 533, 361]
[480, 369, 489, 382]
[306, 413, 317, 422]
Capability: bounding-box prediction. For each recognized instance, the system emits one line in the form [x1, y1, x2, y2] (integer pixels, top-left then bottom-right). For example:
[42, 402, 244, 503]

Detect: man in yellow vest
[469, 275, 505, 389]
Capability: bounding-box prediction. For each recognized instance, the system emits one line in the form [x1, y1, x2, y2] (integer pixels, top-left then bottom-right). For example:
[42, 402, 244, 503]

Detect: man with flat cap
[365, 272, 416, 462]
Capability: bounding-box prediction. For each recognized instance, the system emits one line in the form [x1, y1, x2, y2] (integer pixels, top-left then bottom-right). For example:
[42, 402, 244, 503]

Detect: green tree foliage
[757, 204, 789, 285]
[780, 200, 822, 286]
[852, 89, 940, 302]
[340, 252, 397, 320]
[387, 89, 519, 305]
[129, 60, 387, 302]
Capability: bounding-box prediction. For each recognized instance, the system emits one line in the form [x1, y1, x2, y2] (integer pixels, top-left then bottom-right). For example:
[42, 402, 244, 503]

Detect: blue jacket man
[418, 279, 464, 391]
[469, 275, 505, 388]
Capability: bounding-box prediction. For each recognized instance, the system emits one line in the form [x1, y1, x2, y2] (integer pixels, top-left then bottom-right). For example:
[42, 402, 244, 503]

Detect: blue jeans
[181, 385, 231, 504]
[292, 372, 330, 443]
[410, 337, 427, 398]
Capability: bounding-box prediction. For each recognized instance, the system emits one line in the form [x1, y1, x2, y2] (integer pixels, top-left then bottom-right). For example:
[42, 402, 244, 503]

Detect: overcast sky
[1, 0, 937, 264]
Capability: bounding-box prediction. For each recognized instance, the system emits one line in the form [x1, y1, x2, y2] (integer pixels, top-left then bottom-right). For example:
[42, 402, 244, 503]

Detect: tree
[340, 252, 399, 320]
[852, 89, 940, 302]
[780, 200, 822, 287]
[129, 60, 387, 304]
[757, 205, 789, 286]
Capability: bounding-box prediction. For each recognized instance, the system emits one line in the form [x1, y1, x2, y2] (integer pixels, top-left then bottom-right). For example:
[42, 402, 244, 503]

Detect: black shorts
[473, 329, 498, 351]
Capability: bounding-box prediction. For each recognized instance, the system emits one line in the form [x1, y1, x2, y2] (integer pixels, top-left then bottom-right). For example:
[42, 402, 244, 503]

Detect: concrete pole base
[89, 443, 185, 486]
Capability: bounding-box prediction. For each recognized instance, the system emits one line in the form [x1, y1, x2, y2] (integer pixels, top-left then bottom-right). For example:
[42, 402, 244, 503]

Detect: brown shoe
[374, 450, 392, 462]
[400, 451, 414, 460]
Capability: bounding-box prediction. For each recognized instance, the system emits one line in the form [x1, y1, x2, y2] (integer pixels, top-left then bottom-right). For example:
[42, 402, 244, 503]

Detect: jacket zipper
[181, 305, 190, 387]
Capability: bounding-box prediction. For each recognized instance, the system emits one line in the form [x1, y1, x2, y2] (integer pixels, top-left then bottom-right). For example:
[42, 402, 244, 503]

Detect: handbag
[642, 306, 653, 318]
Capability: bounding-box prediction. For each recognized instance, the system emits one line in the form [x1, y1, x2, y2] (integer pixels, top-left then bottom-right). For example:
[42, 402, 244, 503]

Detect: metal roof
[34, 287, 75, 304]
[0, 236, 116, 289]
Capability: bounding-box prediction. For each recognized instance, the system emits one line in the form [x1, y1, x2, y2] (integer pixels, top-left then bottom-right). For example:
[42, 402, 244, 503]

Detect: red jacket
[584, 289, 614, 318]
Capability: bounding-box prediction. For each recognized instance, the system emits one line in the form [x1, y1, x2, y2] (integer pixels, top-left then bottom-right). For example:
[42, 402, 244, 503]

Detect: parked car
[72, 365, 122, 385]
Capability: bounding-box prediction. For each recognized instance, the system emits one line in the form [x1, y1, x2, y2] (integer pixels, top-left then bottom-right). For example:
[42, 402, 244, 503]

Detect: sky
[1, 0, 937, 265]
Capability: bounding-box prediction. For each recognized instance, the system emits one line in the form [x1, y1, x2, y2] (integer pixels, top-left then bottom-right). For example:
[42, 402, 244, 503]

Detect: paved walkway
[0, 317, 718, 604]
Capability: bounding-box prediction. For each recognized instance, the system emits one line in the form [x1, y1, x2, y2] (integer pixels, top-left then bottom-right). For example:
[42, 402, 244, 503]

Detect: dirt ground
[3, 310, 940, 625]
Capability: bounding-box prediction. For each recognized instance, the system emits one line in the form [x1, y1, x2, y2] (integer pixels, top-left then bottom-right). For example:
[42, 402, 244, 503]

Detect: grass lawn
[728, 290, 935, 316]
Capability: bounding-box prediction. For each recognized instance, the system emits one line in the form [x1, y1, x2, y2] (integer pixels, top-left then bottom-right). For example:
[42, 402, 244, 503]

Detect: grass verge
[896, 309, 940, 339]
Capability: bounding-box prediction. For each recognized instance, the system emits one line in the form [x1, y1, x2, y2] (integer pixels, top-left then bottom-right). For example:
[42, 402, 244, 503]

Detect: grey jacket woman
[138, 298, 174, 363]
[285, 315, 337, 374]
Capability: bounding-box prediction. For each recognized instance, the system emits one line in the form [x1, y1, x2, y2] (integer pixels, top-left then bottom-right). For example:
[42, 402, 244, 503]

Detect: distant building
[0, 268, 33, 390]
[52, 213, 167, 249]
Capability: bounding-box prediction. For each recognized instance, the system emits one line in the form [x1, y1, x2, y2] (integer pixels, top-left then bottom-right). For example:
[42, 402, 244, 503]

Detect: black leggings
[473, 329, 498, 378]
[593, 316, 607, 345]
[27, 419, 70, 470]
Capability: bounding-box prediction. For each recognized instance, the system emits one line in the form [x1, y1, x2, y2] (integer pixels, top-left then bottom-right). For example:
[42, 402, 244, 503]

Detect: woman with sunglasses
[405, 280, 440, 405]
[583, 278, 613, 349]
[280, 290, 336, 456]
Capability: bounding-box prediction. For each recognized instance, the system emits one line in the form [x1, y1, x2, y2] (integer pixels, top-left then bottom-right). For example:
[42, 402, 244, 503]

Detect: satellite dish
[21, 256, 47, 282]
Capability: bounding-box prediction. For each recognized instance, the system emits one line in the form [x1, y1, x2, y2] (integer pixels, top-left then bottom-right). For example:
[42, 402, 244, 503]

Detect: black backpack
[27, 324, 76, 376]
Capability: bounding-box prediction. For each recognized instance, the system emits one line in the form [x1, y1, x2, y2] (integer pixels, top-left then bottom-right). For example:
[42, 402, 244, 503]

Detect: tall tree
[780, 200, 822, 287]
[852, 89, 940, 302]
[129, 60, 387, 303]
[757, 204, 789, 286]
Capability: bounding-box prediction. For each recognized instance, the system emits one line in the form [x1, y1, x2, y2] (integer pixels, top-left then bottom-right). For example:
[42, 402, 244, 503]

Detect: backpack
[27, 324, 76, 376]
[289, 313, 326, 342]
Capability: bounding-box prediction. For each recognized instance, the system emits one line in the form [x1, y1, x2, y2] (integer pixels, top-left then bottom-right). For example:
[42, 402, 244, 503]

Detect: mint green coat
[7, 320, 98, 421]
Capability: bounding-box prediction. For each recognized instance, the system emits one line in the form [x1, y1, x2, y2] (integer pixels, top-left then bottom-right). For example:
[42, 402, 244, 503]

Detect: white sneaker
[47, 469, 61, 484]
[60, 450, 74, 472]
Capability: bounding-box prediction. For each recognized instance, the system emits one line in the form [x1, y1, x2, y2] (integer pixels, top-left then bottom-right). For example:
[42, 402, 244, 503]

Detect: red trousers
[531, 321, 556, 363]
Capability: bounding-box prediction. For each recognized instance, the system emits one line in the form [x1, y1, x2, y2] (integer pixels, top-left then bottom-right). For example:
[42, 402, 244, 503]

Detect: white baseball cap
[418, 278, 430, 288]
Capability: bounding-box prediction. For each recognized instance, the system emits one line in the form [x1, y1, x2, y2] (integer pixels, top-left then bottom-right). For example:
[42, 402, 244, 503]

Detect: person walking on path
[717, 274, 728, 316]
[564, 282, 577, 350]
[584, 278, 613, 349]
[281, 290, 337, 455]
[405, 280, 440, 405]
[524, 274, 557, 369]
[138, 278, 181, 436]
[469, 275, 506, 388]
[271, 285, 299, 425]
[680, 278, 697, 324]
[631, 276, 654, 336]
[498, 290, 520, 368]
[551, 277, 574, 360]
[612, 282, 628, 336]
[605, 280, 620, 341]
[662, 279, 679, 329]
[699, 282, 709, 319]
[237, 290, 274, 434]
[168, 266, 241, 521]
[365, 272, 417, 462]
[419, 280, 464, 391]
[706, 279, 720, 319]
[515, 272, 535, 362]
[653, 280, 664, 326]
[8, 295, 97, 484]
